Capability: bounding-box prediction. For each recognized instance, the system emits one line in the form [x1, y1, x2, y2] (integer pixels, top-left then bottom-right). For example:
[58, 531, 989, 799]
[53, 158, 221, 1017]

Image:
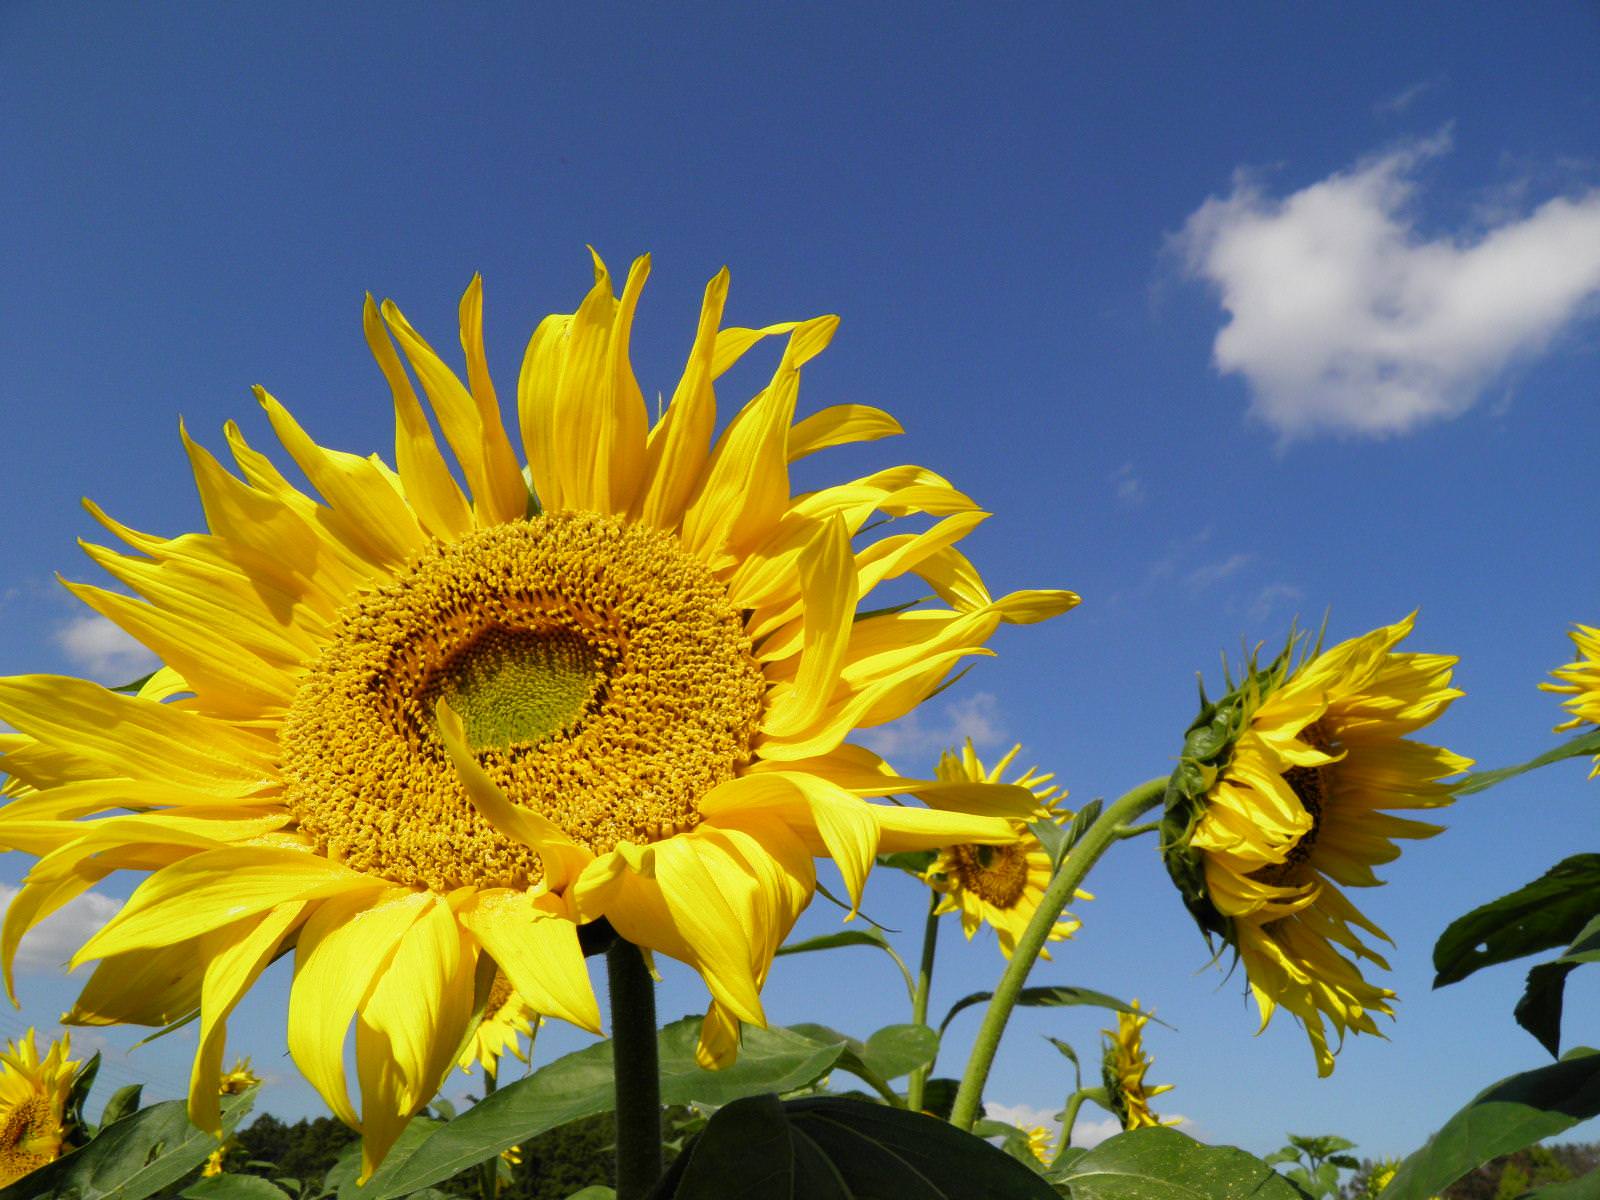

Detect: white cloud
[1247, 581, 1305, 623]
[1111, 463, 1146, 507]
[54, 614, 158, 683]
[1373, 78, 1439, 117]
[858, 692, 1006, 763]
[0, 885, 119, 973]
[1179, 134, 1600, 438]
[986, 1101, 1190, 1151]
[1184, 553, 1253, 592]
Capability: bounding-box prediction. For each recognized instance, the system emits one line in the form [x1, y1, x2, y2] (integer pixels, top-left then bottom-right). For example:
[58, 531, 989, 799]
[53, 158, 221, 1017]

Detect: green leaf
[653, 1094, 1058, 1199]
[776, 928, 895, 958]
[859, 1024, 939, 1081]
[1518, 1169, 1600, 1199]
[917, 1078, 962, 1121]
[1433, 855, 1600, 987]
[939, 986, 1164, 1036]
[1517, 961, 1579, 1058]
[1382, 1047, 1600, 1200]
[1047, 1036, 1082, 1092]
[182, 1177, 294, 1199]
[109, 671, 157, 695]
[358, 1018, 848, 1199]
[97, 1083, 145, 1131]
[1453, 728, 1600, 795]
[0, 1088, 257, 1200]
[564, 1190, 617, 1200]
[1050, 1126, 1305, 1197]
[877, 850, 938, 874]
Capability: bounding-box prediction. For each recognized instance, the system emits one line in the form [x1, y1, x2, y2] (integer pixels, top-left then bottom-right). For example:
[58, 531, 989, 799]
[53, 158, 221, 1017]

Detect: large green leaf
[1050, 1126, 1304, 1198]
[1517, 914, 1600, 1057]
[0, 1089, 257, 1200]
[1518, 1170, 1600, 1199]
[356, 1018, 847, 1199]
[181, 1177, 293, 1199]
[859, 1024, 939, 1081]
[1453, 729, 1600, 795]
[1381, 1048, 1600, 1200]
[939, 986, 1162, 1036]
[651, 1094, 1057, 1199]
[1433, 856, 1600, 987]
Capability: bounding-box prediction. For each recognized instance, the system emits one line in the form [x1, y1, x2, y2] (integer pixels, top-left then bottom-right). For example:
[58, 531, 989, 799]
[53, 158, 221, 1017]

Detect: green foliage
[651, 1094, 1057, 1199]
[1052, 1126, 1307, 1199]
[937, 985, 1155, 1037]
[1383, 1051, 1600, 1200]
[1265, 1134, 1359, 1198]
[1451, 729, 1600, 796]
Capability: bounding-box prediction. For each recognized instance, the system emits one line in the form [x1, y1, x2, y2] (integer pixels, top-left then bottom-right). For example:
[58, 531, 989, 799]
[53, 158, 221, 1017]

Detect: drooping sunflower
[0, 1029, 78, 1187]
[923, 742, 1088, 957]
[0, 255, 1076, 1175]
[458, 969, 540, 1074]
[1542, 623, 1600, 777]
[1023, 1124, 1054, 1164]
[1099, 1002, 1171, 1131]
[1161, 615, 1468, 1075]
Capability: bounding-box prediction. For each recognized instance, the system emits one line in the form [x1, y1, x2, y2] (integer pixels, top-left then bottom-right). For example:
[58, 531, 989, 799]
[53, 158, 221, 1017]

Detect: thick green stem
[905, 891, 943, 1113]
[477, 1064, 499, 1200]
[607, 940, 662, 1200]
[948, 776, 1169, 1131]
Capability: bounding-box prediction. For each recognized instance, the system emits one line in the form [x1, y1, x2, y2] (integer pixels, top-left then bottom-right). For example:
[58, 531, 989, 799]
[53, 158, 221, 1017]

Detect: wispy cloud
[0, 885, 119, 973]
[1373, 77, 1440, 117]
[1247, 581, 1305, 623]
[857, 692, 1006, 764]
[54, 614, 158, 683]
[1178, 132, 1600, 439]
[1111, 463, 1146, 507]
[1185, 553, 1253, 592]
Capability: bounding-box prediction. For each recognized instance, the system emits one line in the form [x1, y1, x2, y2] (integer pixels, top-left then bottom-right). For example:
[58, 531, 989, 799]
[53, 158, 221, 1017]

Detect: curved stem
[1051, 1089, 1089, 1168]
[607, 940, 662, 1200]
[905, 891, 943, 1113]
[948, 776, 1169, 1131]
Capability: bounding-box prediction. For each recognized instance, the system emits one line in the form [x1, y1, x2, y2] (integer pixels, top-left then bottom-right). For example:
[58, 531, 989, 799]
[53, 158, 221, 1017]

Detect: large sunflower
[922, 742, 1088, 957]
[0, 1029, 78, 1187]
[1543, 623, 1600, 777]
[1162, 615, 1467, 1075]
[0, 255, 1076, 1175]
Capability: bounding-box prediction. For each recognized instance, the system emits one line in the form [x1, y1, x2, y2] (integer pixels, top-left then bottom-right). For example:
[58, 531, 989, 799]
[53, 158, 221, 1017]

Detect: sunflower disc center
[953, 841, 1030, 908]
[430, 626, 603, 751]
[280, 512, 766, 892]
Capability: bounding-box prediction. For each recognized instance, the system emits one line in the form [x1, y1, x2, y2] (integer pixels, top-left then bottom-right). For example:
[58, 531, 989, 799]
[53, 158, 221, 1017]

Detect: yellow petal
[760, 518, 856, 739]
[456, 890, 600, 1033]
[787, 405, 903, 462]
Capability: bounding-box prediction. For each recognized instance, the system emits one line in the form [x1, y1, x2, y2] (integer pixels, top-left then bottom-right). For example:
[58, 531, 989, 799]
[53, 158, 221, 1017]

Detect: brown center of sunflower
[951, 841, 1030, 908]
[1252, 718, 1335, 885]
[0, 1095, 58, 1186]
[280, 512, 766, 892]
[484, 970, 515, 1022]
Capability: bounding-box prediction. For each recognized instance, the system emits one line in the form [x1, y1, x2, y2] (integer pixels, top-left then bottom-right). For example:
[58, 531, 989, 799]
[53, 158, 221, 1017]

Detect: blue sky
[2, 1, 1599, 1163]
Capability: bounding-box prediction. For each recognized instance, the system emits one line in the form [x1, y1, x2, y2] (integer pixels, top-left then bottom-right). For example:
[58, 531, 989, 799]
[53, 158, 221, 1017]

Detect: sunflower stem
[905, 890, 942, 1113]
[606, 940, 662, 1200]
[948, 776, 1169, 1132]
[477, 1064, 499, 1200]
[1051, 1089, 1090, 1169]
[1115, 819, 1163, 840]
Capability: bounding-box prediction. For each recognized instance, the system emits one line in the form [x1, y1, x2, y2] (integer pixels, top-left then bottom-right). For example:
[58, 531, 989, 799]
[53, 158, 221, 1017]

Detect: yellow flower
[1162, 615, 1468, 1075]
[201, 1146, 227, 1177]
[1542, 623, 1600, 777]
[0, 1029, 78, 1187]
[459, 969, 541, 1074]
[1024, 1124, 1054, 1163]
[0, 256, 1076, 1176]
[218, 1058, 259, 1096]
[1100, 1002, 1172, 1131]
[923, 742, 1088, 957]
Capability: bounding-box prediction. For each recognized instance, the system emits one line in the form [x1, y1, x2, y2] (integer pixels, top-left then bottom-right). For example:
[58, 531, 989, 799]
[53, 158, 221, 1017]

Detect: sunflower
[1100, 1002, 1171, 1131]
[1023, 1124, 1054, 1164]
[0, 255, 1076, 1176]
[458, 969, 541, 1074]
[923, 742, 1087, 957]
[1161, 615, 1467, 1075]
[1542, 623, 1600, 777]
[218, 1058, 259, 1096]
[0, 1029, 78, 1187]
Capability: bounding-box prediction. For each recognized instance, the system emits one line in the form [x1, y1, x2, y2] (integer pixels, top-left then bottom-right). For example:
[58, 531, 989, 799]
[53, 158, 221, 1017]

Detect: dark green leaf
[939, 986, 1166, 1036]
[1454, 729, 1600, 795]
[1518, 1169, 1600, 1199]
[1382, 1047, 1600, 1200]
[359, 1018, 848, 1198]
[654, 1095, 1058, 1199]
[1327, 1155, 1361, 1170]
[182, 1177, 293, 1199]
[1433, 855, 1600, 987]
[859, 1024, 939, 1081]
[775, 928, 893, 958]
[325, 1119, 441, 1200]
[917, 1078, 962, 1121]
[97, 1083, 144, 1131]
[1517, 962, 1578, 1058]
[110, 672, 157, 695]
[0, 1088, 257, 1200]
[877, 850, 938, 874]
[1052, 1126, 1304, 1198]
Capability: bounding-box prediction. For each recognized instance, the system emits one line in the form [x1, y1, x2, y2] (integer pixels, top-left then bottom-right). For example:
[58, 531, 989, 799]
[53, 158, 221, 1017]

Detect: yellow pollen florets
[0, 1095, 58, 1184]
[280, 512, 765, 891]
